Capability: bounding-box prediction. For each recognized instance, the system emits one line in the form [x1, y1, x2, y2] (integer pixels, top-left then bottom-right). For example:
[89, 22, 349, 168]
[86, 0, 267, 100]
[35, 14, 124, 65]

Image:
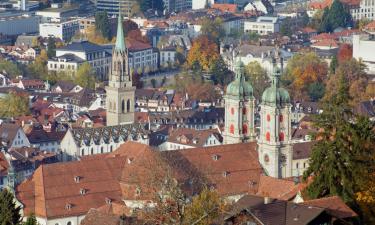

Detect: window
[121, 99, 125, 113]
[67, 222, 72, 225]
[91, 148, 94, 155]
[296, 163, 299, 169]
[242, 124, 248, 134]
[267, 114, 271, 122]
[81, 149, 84, 156]
[127, 99, 131, 112]
[266, 132, 270, 141]
[231, 107, 235, 115]
[279, 115, 283, 122]
[243, 107, 247, 115]
[279, 132, 284, 141]
[110, 146, 113, 152]
[101, 146, 104, 154]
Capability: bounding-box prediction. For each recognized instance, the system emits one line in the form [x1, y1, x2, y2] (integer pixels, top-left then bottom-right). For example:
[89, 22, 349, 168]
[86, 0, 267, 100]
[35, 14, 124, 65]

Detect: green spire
[115, 10, 126, 52]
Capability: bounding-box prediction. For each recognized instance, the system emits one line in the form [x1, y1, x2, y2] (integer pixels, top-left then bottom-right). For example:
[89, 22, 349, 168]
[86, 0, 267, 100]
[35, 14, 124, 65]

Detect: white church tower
[258, 64, 293, 178]
[105, 11, 135, 126]
[223, 60, 256, 144]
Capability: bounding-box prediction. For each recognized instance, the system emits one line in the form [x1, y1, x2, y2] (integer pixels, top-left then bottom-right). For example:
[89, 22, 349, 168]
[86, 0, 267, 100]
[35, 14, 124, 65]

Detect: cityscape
[0, 0, 374, 224]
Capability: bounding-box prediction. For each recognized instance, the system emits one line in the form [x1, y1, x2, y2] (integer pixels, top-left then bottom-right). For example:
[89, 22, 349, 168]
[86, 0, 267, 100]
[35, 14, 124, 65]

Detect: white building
[244, 16, 280, 35]
[159, 128, 222, 151]
[353, 34, 375, 75]
[60, 124, 149, 161]
[350, 0, 375, 21]
[48, 40, 111, 80]
[192, 0, 214, 10]
[39, 19, 79, 41]
[160, 47, 177, 67]
[0, 123, 31, 149]
[36, 4, 79, 23]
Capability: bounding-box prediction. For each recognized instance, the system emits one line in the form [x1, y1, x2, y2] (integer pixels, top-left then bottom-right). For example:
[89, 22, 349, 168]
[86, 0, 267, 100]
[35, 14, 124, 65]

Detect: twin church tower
[223, 60, 293, 179]
[105, 14, 292, 178]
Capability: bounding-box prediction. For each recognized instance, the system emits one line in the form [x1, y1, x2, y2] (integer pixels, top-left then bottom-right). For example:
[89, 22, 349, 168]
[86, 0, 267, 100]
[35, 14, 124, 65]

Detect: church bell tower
[258, 63, 293, 178]
[223, 60, 256, 144]
[106, 11, 135, 126]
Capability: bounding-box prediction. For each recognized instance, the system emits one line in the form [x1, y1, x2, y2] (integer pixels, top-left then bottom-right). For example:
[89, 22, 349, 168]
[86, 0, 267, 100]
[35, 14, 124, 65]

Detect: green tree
[200, 17, 225, 44]
[75, 62, 96, 89]
[27, 49, 48, 79]
[47, 37, 56, 58]
[244, 61, 270, 99]
[0, 189, 22, 225]
[303, 73, 375, 223]
[330, 55, 338, 74]
[23, 214, 39, 225]
[319, 7, 331, 32]
[95, 11, 111, 40]
[210, 57, 231, 86]
[0, 59, 22, 78]
[308, 82, 325, 101]
[328, 0, 352, 29]
[280, 18, 293, 37]
[0, 92, 30, 118]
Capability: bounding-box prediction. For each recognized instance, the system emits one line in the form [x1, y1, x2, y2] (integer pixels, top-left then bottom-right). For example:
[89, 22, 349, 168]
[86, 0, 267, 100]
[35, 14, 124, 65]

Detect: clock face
[264, 154, 270, 163]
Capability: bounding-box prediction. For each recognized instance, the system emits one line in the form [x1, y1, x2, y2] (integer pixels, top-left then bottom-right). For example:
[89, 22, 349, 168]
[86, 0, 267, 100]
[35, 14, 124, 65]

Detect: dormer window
[74, 176, 80, 183]
[212, 154, 219, 161]
[222, 171, 229, 177]
[65, 203, 72, 210]
[80, 188, 87, 195]
[105, 197, 112, 205]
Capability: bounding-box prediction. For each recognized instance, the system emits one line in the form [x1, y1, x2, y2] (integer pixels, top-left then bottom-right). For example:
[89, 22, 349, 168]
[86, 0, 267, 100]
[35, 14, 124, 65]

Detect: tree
[357, 18, 372, 30]
[210, 57, 231, 86]
[23, 214, 39, 225]
[319, 0, 352, 32]
[308, 82, 325, 101]
[184, 188, 224, 225]
[47, 37, 56, 58]
[200, 17, 225, 44]
[95, 11, 111, 40]
[329, 55, 338, 74]
[0, 189, 22, 225]
[27, 49, 48, 79]
[283, 52, 328, 101]
[75, 62, 96, 89]
[337, 44, 353, 63]
[0, 59, 22, 78]
[303, 74, 375, 224]
[186, 35, 219, 71]
[0, 92, 30, 118]
[280, 18, 293, 37]
[86, 27, 111, 45]
[324, 59, 368, 106]
[244, 61, 270, 99]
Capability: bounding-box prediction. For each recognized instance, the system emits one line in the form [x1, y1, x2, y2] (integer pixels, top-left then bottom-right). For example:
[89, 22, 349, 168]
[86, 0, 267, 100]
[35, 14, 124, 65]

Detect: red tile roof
[126, 39, 152, 51]
[310, 33, 335, 42]
[17, 141, 264, 219]
[212, 4, 237, 13]
[302, 196, 358, 218]
[167, 127, 222, 147]
[365, 20, 375, 31]
[311, 39, 339, 48]
[256, 175, 301, 200]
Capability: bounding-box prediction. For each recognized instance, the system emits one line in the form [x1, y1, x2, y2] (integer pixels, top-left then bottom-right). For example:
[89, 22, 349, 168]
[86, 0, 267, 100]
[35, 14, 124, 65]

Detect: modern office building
[96, 0, 134, 17]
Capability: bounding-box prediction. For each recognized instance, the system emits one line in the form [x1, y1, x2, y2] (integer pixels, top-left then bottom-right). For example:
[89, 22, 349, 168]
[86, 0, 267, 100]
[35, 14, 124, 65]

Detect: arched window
[242, 107, 247, 115]
[279, 132, 285, 141]
[267, 114, 271, 122]
[242, 124, 248, 134]
[81, 149, 84, 156]
[121, 100, 125, 113]
[91, 148, 94, 155]
[67, 222, 72, 225]
[230, 124, 234, 134]
[266, 132, 270, 141]
[279, 115, 284, 122]
[296, 163, 299, 169]
[127, 99, 131, 112]
[101, 146, 104, 154]
[110, 146, 113, 152]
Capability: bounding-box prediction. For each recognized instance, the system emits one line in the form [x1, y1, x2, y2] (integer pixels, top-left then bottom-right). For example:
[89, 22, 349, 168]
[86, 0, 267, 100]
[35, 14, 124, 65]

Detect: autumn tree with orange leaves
[337, 44, 353, 63]
[283, 52, 328, 101]
[186, 35, 220, 72]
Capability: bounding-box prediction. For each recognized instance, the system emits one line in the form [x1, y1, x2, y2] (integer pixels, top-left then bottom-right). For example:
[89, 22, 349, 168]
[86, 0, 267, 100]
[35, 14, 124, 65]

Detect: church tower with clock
[258, 64, 293, 178]
[223, 60, 256, 144]
[106, 11, 135, 126]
